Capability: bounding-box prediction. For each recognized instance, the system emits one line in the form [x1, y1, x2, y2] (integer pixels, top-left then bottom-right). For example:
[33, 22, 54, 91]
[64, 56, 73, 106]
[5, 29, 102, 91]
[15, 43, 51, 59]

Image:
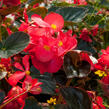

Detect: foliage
[0, 0, 108, 109]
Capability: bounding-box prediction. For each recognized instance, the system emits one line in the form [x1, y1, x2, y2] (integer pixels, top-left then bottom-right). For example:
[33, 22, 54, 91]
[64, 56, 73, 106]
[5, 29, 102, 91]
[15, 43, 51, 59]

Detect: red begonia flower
[91, 24, 99, 36]
[19, 22, 29, 32]
[30, 36, 57, 62]
[100, 75, 109, 97]
[80, 52, 94, 70]
[8, 55, 30, 86]
[56, 31, 77, 56]
[31, 53, 63, 74]
[94, 46, 109, 71]
[44, 12, 64, 32]
[79, 28, 92, 42]
[22, 75, 42, 94]
[92, 96, 106, 109]
[74, 0, 87, 5]
[98, 46, 109, 67]
[31, 12, 64, 33]
[3, 86, 27, 109]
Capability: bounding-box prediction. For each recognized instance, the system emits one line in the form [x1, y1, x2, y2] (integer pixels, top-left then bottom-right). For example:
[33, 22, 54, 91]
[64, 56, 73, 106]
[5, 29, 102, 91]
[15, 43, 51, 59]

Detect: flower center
[51, 24, 57, 29]
[43, 45, 50, 51]
[58, 41, 63, 47]
[25, 71, 30, 75]
[94, 70, 107, 77]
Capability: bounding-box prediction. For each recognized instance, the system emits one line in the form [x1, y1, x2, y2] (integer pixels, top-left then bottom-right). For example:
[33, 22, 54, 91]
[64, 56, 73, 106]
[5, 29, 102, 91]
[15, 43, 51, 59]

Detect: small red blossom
[57, 31, 77, 56]
[100, 75, 109, 97]
[8, 55, 30, 86]
[97, 46, 109, 68]
[0, 58, 11, 71]
[3, 86, 27, 109]
[74, 0, 87, 5]
[22, 75, 42, 94]
[94, 46, 109, 71]
[80, 52, 94, 70]
[92, 96, 106, 109]
[94, 59, 106, 71]
[91, 24, 99, 36]
[79, 28, 92, 42]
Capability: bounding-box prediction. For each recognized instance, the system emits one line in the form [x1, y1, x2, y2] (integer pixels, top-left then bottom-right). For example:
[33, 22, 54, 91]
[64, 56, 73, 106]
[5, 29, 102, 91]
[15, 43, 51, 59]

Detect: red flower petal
[31, 15, 50, 28]
[30, 86, 42, 94]
[22, 55, 30, 71]
[44, 12, 64, 32]
[14, 62, 24, 71]
[31, 54, 63, 74]
[8, 71, 25, 86]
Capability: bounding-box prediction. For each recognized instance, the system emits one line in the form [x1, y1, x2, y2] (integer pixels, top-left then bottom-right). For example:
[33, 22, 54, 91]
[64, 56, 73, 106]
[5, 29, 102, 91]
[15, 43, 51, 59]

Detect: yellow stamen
[94, 70, 107, 77]
[58, 41, 63, 47]
[25, 71, 30, 75]
[36, 87, 41, 92]
[47, 97, 56, 105]
[51, 24, 57, 29]
[44, 45, 50, 51]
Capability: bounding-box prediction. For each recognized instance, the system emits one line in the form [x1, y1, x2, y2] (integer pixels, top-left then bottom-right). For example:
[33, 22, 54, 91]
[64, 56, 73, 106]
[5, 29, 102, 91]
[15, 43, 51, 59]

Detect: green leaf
[99, 0, 109, 9]
[0, 32, 30, 58]
[84, 15, 106, 28]
[103, 31, 109, 49]
[28, 7, 47, 18]
[48, 7, 88, 23]
[0, 6, 19, 17]
[83, 5, 97, 14]
[24, 96, 41, 109]
[1, 26, 9, 41]
[30, 66, 56, 95]
[60, 87, 92, 109]
[63, 50, 91, 78]
[77, 40, 96, 55]
[53, 70, 68, 85]
[0, 90, 5, 104]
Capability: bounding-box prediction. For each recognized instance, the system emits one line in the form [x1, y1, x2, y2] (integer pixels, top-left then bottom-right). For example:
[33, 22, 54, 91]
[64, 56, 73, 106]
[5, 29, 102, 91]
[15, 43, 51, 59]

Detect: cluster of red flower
[19, 12, 77, 74]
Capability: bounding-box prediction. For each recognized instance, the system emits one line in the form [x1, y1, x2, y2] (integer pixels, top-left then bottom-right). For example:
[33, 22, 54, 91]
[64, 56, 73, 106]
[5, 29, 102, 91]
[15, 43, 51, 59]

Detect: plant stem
[0, 90, 28, 109]
[57, 78, 72, 104]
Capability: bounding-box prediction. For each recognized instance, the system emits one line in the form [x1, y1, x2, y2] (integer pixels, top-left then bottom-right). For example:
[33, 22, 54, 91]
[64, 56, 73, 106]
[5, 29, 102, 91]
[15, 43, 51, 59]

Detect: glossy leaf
[28, 7, 47, 18]
[0, 90, 5, 104]
[30, 66, 56, 95]
[99, 0, 109, 9]
[48, 7, 88, 22]
[84, 15, 105, 28]
[77, 40, 96, 55]
[60, 87, 92, 109]
[0, 32, 30, 58]
[24, 96, 41, 109]
[63, 51, 91, 78]
[1, 26, 9, 41]
[53, 70, 68, 85]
